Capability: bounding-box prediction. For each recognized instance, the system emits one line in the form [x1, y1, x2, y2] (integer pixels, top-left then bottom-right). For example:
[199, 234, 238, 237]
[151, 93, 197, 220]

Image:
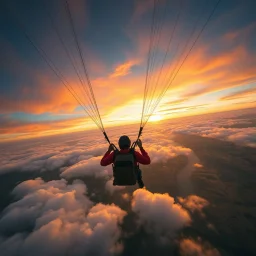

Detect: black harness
[112, 149, 139, 186]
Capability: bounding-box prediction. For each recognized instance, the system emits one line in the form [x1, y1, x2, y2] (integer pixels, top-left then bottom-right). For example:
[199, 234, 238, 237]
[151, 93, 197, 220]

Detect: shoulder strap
[129, 148, 135, 157]
[113, 148, 136, 162]
[129, 148, 139, 167]
[113, 149, 120, 161]
[129, 148, 137, 164]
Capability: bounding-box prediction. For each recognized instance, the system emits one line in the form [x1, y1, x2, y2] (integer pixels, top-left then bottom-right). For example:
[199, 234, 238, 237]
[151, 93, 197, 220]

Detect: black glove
[108, 143, 115, 152]
[137, 139, 143, 148]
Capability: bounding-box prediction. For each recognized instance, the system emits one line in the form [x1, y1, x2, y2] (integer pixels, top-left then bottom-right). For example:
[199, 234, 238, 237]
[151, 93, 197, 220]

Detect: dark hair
[118, 135, 131, 149]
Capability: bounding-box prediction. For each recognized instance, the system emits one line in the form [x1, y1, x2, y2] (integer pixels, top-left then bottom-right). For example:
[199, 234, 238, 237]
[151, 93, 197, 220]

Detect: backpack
[112, 149, 138, 186]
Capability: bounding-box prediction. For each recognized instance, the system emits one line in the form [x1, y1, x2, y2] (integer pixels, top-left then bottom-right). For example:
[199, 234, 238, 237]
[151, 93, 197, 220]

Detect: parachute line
[64, 0, 105, 131]
[47, 10, 100, 124]
[7, 0, 108, 134]
[140, 0, 221, 128]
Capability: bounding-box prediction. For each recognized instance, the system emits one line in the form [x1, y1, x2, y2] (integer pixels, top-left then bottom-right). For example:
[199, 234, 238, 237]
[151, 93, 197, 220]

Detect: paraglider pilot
[100, 136, 150, 188]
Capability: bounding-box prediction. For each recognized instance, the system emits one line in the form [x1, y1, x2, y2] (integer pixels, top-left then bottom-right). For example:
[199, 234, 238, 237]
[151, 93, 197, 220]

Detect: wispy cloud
[0, 115, 91, 138]
[109, 60, 138, 78]
[159, 104, 209, 114]
[220, 86, 256, 101]
[1, 1, 256, 138]
[179, 45, 256, 99]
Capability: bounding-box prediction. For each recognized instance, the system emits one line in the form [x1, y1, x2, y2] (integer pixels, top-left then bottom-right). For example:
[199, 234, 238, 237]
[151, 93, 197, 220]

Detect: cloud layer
[0, 132, 108, 175]
[0, 178, 126, 256]
[0, 121, 236, 255]
[165, 108, 256, 148]
[0, 127, 193, 177]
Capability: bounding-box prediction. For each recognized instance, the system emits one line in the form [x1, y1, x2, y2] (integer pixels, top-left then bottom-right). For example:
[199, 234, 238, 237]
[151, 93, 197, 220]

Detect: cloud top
[131, 189, 191, 236]
[0, 178, 126, 256]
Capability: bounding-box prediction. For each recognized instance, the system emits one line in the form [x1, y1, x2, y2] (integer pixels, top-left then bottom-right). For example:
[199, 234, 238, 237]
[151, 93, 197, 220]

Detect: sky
[1, 0, 256, 141]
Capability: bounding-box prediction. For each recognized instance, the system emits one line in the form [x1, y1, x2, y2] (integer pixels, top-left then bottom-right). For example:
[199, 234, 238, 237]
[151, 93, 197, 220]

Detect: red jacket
[100, 147, 151, 166]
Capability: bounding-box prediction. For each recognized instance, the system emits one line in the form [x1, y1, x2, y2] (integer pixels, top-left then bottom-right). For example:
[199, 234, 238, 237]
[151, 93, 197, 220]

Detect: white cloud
[130, 131, 192, 164]
[170, 116, 256, 148]
[226, 128, 256, 147]
[60, 156, 112, 179]
[131, 189, 191, 237]
[146, 144, 191, 164]
[0, 133, 108, 175]
[0, 121, 196, 180]
[0, 178, 127, 256]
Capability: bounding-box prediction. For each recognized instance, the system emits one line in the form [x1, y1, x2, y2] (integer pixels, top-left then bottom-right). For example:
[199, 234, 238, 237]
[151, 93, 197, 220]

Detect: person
[100, 135, 151, 188]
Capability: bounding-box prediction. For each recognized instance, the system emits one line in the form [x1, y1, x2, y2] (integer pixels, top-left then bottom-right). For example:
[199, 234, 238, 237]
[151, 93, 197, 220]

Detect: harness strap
[113, 148, 139, 169]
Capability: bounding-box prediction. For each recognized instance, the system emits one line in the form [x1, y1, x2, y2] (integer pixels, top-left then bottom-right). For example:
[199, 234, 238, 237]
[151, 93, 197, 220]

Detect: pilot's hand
[137, 139, 143, 148]
[108, 143, 115, 152]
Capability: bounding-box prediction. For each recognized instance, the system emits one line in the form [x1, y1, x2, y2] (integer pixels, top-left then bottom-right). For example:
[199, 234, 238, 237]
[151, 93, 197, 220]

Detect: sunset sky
[1, 0, 256, 141]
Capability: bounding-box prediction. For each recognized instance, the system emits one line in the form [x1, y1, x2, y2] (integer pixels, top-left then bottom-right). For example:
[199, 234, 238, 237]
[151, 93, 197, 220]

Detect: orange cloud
[173, 44, 256, 96]
[97, 23, 256, 122]
[1, 41, 81, 115]
[127, 9, 256, 103]
[172, 22, 256, 97]
[0, 116, 93, 140]
[119, 17, 256, 120]
[149, 42, 255, 108]
[194, 163, 203, 168]
[220, 86, 256, 101]
[92, 73, 145, 116]
[1, 78, 78, 115]
[109, 60, 138, 78]
[2, 5, 256, 139]
[159, 104, 208, 115]
[179, 238, 220, 256]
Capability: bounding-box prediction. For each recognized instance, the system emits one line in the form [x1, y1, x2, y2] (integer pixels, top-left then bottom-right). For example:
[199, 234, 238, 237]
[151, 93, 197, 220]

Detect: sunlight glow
[149, 114, 163, 122]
